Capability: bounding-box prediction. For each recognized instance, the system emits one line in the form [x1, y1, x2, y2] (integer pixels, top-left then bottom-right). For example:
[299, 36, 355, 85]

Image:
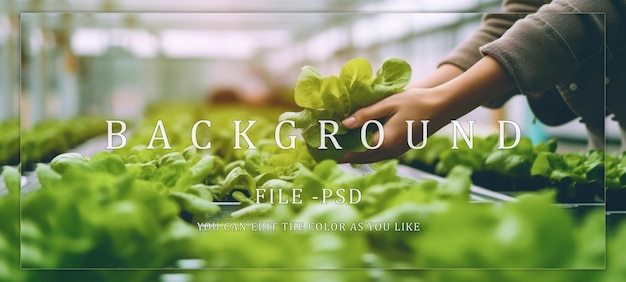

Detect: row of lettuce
[400, 135, 625, 203]
[2, 158, 623, 281]
[0, 57, 623, 281]
[3, 115, 623, 200]
[0, 117, 114, 171]
[0, 104, 624, 282]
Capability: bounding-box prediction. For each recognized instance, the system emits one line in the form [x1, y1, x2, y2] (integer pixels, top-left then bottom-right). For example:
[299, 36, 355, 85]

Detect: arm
[479, 0, 610, 148]
[408, 64, 464, 88]
[439, 0, 547, 73]
[342, 0, 615, 164]
[479, 3, 604, 95]
[408, 0, 546, 100]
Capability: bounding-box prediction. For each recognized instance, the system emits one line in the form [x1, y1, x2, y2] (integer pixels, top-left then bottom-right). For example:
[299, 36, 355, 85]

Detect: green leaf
[320, 76, 351, 118]
[157, 158, 188, 188]
[438, 165, 472, 200]
[278, 109, 315, 129]
[254, 172, 279, 186]
[339, 58, 373, 91]
[187, 183, 216, 201]
[220, 167, 256, 199]
[224, 160, 245, 172]
[2, 166, 20, 195]
[50, 153, 89, 174]
[125, 163, 157, 180]
[485, 151, 532, 177]
[36, 164, 62, 188]
[182, 145, 197, 162]
[243, 150, 265, 176]
[231, 203, 273, 219]
[88, 153, 127, 175]
[372, 57, 412, 96]
[534, 138, 558, 153]
[169, 192, 220, 217]
[260, 179, 293, 191]
[350, 81, 377, 108]
[190, 155, 221, 183]
[294, 66, 325, 109]
[232, 191, 255, 206]
[530, 152, 563, 177]
[158, 152, 186, 168]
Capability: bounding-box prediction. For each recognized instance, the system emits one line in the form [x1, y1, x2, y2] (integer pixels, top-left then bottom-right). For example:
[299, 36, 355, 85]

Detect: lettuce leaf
[606, 152, 626, 189]
[281, 57, 412, 162]
[531, 150, 606, 188]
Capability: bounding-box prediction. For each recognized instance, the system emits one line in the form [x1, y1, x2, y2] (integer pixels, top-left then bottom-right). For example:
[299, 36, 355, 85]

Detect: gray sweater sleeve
[440, 0, 548, 71]
[479, 0, 605, 94]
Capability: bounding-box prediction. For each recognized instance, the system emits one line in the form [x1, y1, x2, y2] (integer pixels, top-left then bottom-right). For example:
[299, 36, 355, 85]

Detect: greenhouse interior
[1, 0, 625, 282]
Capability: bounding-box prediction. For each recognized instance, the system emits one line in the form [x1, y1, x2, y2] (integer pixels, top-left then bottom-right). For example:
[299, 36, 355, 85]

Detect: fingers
[340, 115, 409, 164]
[342, 100, 394, 129]
[338, 94, 423, 163]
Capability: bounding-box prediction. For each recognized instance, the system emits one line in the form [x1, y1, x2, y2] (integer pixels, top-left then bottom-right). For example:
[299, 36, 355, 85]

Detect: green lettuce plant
[280, 57, 412, 162]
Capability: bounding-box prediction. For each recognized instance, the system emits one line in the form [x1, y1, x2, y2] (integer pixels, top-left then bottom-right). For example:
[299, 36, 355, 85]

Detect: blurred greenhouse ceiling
[14, 0, 497, 48]
[14, 0, 496, 13]
[17, 0, 370, 12]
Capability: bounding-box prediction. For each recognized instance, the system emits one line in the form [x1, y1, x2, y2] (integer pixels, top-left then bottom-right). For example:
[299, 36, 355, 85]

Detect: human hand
[339, 88, 449, 164]
[339, 56, 515, 164]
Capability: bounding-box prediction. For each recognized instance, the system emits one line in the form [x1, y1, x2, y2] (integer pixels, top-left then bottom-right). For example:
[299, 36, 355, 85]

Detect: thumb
[342, 102, 392, 129]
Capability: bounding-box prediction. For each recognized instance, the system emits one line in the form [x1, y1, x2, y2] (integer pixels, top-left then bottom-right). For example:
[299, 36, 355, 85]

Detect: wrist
[426, 86, 464, 123]
[430, 56, 515, 119]
[402, 87, 455, 133]
[409, 64, 464, 89]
